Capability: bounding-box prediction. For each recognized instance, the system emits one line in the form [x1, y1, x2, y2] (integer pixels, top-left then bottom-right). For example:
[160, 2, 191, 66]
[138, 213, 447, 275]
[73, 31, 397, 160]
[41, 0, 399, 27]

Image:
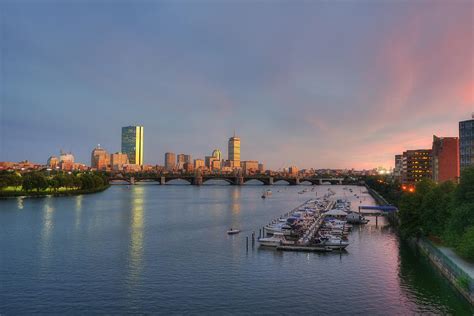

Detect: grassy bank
[0, 185, 110, 199]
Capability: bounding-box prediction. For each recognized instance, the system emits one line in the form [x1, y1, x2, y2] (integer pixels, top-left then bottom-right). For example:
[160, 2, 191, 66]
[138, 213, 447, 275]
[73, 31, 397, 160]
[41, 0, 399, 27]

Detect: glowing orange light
[408, 187, 415, 193]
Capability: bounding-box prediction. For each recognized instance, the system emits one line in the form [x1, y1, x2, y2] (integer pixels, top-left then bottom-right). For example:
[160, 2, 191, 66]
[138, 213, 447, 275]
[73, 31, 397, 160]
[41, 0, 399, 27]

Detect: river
[0, 184, 472, 314]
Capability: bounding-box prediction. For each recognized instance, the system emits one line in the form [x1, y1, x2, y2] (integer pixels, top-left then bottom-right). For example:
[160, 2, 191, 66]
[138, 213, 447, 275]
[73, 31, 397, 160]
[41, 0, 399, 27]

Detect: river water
[0, 184, 472, 314]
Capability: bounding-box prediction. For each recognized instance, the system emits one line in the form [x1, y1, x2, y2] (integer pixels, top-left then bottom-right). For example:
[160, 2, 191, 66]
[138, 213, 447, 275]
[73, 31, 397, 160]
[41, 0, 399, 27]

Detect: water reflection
[230, 188, 241, 230]
[75, 195, 83, 230]
[16, 197, 24, 210]
[128, 187, 145, 284]
[40, 198, 55, 269]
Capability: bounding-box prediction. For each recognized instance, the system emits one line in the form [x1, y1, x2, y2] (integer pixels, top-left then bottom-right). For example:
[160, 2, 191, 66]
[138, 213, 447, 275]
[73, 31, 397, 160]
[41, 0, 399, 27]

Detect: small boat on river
[227, 228, 240, 235]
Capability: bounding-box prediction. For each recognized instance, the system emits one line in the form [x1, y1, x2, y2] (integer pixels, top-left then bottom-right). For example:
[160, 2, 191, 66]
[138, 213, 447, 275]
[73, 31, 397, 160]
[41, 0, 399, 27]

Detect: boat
[258, 232, 287, 247]
[261, 189, 272, 199]
[227, 228, 240, 235]
[314, 235, 349, 249]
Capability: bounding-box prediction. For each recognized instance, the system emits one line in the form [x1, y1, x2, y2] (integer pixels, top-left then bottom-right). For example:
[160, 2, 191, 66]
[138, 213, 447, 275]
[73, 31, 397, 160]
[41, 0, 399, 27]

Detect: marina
[258, 186, 371, 252]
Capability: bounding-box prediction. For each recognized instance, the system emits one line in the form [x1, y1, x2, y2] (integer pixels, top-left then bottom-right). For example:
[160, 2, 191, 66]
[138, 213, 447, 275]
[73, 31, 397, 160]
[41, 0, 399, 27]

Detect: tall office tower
[459, 115, 474, 171]
[91, 145, 110, 171]
[121, 126, 144, 165]
[165, 152, 176, 171]
[228, 135, 241, 168]
[184, 155, 192, 164]
[402, 149, 432, 184]
[432, 136, 459, 183]
[177, 154, 186, 170]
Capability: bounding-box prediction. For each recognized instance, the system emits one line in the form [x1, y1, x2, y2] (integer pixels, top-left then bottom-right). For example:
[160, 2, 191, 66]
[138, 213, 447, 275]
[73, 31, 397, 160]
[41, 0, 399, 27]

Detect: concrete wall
[416, 238, 474, 305]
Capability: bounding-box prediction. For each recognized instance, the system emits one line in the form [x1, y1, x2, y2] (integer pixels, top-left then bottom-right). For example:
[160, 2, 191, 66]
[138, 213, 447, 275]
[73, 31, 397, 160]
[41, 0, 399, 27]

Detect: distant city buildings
[459, 116, 474, 170]
[111, 152, 129, 171]
[47, 156, 59, 169]
[165, 152, 176, 171]
[432, 136, 459, 183]
[241, 160, 259, 174]
[227, 135, 241, 169]
[59, 151, 75, 171]
[194, 159, 205, 170]
[121, 126, 144, 166]
[91, 145, 110, 171]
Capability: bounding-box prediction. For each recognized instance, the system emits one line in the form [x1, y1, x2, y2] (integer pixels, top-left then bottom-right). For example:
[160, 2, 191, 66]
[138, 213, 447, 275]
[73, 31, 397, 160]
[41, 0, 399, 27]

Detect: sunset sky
[1, 1, 473, 169]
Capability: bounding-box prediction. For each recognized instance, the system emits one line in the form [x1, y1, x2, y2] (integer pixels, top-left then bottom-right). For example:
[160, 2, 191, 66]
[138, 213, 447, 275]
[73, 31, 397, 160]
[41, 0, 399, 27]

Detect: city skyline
[1, 1, 473, 169]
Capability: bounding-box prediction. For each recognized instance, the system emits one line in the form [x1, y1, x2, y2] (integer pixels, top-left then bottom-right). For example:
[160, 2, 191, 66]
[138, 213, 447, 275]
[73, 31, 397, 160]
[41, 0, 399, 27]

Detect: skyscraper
[432, 136, 459, 183]
[165, 152, 176, 171]
[91, 145, 110, 171]
[228, 135, 241, 168]
[177, 154, 186, 170]
[459, 116, 474, 170]
[121, 126, 144, 165]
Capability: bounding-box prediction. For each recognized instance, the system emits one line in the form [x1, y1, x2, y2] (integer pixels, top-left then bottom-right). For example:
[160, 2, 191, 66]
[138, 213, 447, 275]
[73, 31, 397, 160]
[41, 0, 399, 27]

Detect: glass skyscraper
[121, 126, 144, 165]
[459, 118, 474, 170]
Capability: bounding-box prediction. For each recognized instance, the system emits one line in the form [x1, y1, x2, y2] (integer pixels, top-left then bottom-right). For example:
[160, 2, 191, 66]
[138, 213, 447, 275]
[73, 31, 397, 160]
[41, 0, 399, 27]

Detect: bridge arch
[202, 178, 235, 185]
[243, 178, 267, 185]
[273, 179, 291, 185]
[165, 178, 192, 185]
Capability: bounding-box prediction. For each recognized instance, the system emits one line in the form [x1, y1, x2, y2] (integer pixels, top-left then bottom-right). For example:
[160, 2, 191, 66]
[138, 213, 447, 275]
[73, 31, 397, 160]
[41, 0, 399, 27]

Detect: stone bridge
[109, 174, 348, 186]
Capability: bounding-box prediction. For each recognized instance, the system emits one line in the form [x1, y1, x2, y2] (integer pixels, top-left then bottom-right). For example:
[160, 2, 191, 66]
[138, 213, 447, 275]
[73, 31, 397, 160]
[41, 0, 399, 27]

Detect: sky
[1, 0, 473, 170]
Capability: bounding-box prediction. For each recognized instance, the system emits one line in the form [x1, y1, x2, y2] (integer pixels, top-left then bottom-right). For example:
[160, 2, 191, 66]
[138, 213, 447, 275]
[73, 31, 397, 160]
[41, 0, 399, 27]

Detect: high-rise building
[91, 145, 110, 171]
[177, 154, 186, 170]
[228, 135, 241, 168]
[165, 152, 176, 171]
[194, 159, 205, 169]
[459, 116, 474, 170]
[121, 126, 144, 165]
[289, 166, 299, 175]
[402, 149, 432, 184]
[111, 152, 129, 171]
[59, 151, 75, 171]
[432, 136, 459, 183]
[184, 155, 192, 164]
[212, 149, 222, 161]
[47, 156, 59, 169]
[393, 155, 403, 180]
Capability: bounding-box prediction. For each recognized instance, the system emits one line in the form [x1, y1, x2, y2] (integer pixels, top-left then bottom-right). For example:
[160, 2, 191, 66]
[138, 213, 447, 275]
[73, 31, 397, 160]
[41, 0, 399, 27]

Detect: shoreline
[367, 186, 473, 306]
[0, 185, 110, 199]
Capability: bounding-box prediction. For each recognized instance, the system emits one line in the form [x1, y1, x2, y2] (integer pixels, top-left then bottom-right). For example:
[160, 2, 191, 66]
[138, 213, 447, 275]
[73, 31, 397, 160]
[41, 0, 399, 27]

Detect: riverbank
[0, 185, 110, 199]
[415, 237, 474, 305]
[367, 185, 473, 306]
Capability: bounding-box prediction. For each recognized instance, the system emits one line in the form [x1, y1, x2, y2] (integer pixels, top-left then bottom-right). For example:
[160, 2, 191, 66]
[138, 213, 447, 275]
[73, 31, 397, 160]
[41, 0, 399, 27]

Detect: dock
[276, 245, 332, 252]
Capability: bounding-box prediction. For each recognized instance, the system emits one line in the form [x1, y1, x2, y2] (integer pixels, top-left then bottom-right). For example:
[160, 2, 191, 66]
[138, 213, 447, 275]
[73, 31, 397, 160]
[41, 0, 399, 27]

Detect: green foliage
[456, 275, 471, 291]
[456, 226, 474, 261]
[1, 170, 108, 196]
[370, 167, 474, 261]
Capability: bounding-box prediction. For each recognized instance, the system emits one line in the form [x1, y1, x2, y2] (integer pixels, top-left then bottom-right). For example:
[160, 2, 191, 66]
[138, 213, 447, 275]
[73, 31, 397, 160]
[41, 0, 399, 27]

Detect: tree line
[367, 167, 474, 261]
[0, 171, 109, 193]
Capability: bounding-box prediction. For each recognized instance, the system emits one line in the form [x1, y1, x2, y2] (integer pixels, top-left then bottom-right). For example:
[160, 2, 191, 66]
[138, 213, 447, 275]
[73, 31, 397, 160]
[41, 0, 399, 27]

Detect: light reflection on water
[0, 185, 472, 314]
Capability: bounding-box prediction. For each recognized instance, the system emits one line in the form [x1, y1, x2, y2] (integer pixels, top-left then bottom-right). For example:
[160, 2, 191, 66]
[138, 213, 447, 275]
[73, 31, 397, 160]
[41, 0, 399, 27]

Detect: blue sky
[1, 1, 473, 169]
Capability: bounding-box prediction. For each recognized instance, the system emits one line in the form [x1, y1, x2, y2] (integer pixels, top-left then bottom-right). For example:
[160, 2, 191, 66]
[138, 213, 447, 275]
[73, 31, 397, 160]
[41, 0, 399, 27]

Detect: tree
[457, 226, 474, 261]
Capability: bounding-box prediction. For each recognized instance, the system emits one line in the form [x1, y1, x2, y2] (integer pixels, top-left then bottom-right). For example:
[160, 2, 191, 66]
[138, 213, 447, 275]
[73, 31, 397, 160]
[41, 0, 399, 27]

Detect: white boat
[258, 232, 287, 247]
[315, 236, 349, 249]
[227, 229, 240, 235]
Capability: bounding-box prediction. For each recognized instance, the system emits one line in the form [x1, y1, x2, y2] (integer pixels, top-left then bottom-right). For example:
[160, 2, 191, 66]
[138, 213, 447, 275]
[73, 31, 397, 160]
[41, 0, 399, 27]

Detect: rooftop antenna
[233, 129, 236, 138]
